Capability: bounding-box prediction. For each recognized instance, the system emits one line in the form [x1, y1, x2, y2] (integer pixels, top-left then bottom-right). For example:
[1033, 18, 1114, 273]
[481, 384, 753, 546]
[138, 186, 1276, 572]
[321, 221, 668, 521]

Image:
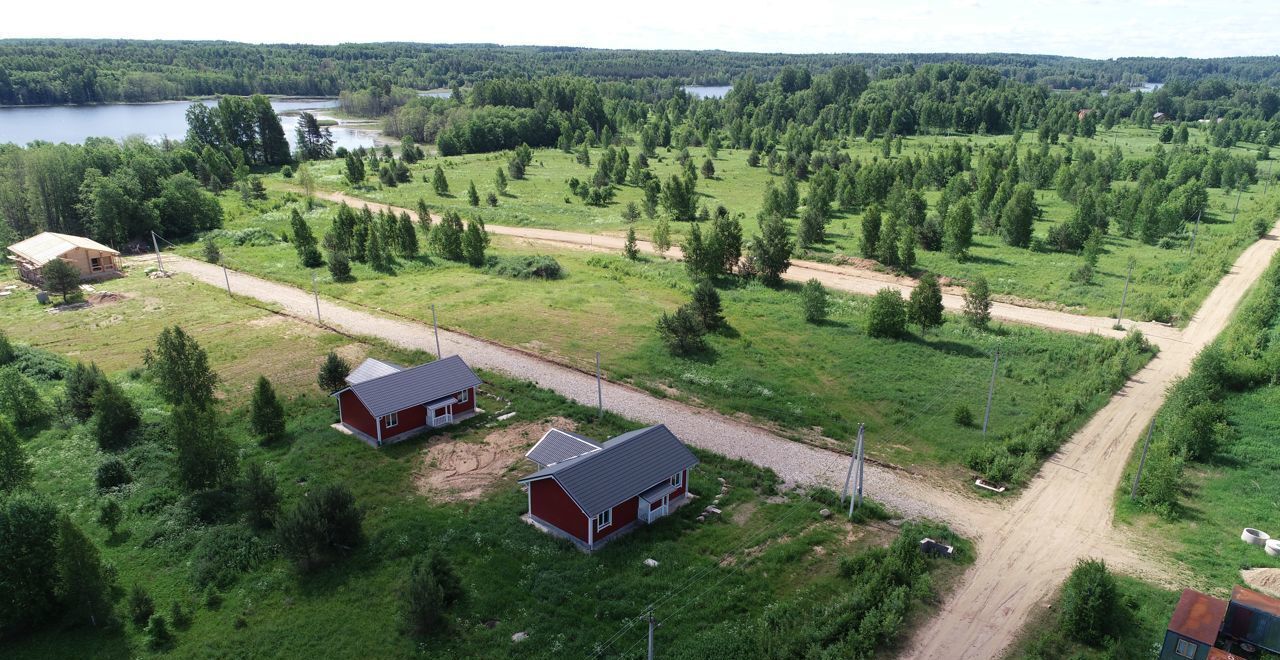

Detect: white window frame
[670, 471, 683, 488]
[383, 411, 399, 428]
[459, 388, 470, 404]
[596, 509, 612, 530]
[1174, 639, 1196, 659]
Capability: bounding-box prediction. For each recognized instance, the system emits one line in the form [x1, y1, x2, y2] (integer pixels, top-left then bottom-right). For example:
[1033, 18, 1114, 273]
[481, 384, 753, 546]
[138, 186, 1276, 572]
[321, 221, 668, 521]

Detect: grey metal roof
[346, 358, 403, 385]
[639, 480, 677, 503]
[347, 355, 482, 418]
[519, 424, 698, 517]
[526, 428, 601, 467]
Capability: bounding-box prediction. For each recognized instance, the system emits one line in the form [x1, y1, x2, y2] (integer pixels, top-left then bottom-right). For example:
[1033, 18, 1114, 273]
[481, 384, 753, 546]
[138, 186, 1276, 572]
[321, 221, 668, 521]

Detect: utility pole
[1116, 260, 1134, 328]
[855, 426, 865, 509]
[311, 272, 322, 324]
[222, 264, 231, 295]
[1130, 419, 1157, 500]
[848, 424, 865, 516]
[151, 231, 165, 273]
[1230, 186, 1244, 224]
[841, 427, 858, 505]
[1188, 210, 1202, 254]
[647, 608, 656, 660]
[431, 304, 442, 358]
[982, 350, 1001, 436]
[596, 352, 604, 420]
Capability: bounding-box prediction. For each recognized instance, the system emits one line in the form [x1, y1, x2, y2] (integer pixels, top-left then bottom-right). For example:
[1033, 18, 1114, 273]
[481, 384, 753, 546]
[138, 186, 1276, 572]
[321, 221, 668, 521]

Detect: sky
[3, 0, 1278, 59]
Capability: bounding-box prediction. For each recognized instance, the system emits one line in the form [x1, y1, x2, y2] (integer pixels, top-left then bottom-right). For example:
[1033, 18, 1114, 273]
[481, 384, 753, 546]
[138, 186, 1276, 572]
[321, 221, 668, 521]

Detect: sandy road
[904, 220, 1280, 659]
[312, 191, 1181, 346]
[147, 254, 991, 533]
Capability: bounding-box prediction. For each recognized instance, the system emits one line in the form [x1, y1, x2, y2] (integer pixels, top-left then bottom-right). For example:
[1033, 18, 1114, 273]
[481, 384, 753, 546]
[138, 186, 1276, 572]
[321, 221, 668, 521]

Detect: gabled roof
[7, 232, 119, 267]
[346, 357, 403, 385]
[526, 428, 601, 467]
[1231, 585, 1280, 618]
[1168, 589, 1228, 644]
[337, 355, 481, 418]
[519, 424, 698, 518]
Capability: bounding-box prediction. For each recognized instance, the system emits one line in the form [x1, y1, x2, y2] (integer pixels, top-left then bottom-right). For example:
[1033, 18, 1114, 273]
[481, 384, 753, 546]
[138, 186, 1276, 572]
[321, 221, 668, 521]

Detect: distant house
[6, 232, 120, 285]
[519, 424, 698, 551]
[331, 356, 482, 446]
[1153, 111, 1171, 123]
[1161, 586, 1280, 659]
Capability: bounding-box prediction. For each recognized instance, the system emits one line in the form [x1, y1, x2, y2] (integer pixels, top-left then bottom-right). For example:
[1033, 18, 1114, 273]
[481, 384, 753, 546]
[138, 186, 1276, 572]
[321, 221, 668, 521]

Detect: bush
[249, 376, 286, 443]
[801, 278, 828, 324]
[128, 584, 155, 628]
[277, 485, 364, 572]
[317, 352, 351, 393]
[1059, 559, 1120, 645]
[97, 499, 123, 534]
[190, 525, 274, 588]
[690, 281, 725, 331]
[202, 236, 222, 264]
[953, 405, 975, 427]
[485, 255, 564, 279]
[145, 614, 173, 650]
[656, 305, 708, 356]
[92, 380, 140, 451]
[241, 462, 280, 530]
[0, 366, 48, 430]
[0, 331, 13, 366]
[64, 362, 104, 422]
[170, 601, 193, 629]
[9, 345, 70, 381]
[96, 458, 133, 491]
[865, 288, 907, 338]
[402, 557, 446, 637]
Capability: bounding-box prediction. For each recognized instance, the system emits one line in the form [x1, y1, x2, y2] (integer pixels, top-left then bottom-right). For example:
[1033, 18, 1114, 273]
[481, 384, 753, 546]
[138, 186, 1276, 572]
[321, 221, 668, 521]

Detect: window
[596, 509, 612, 530]
[670, 471, 683, 488]
[1174, 639, 1196, 659]
[458, 388, 470, 404]
[383, 412, 399, 428]
[90, 257, 102, 272]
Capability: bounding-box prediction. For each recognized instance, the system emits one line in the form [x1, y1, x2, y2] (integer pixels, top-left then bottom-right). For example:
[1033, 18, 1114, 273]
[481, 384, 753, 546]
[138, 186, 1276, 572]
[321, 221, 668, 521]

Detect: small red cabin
[331, 356, 481, 446]
[519, 424, 698, 552]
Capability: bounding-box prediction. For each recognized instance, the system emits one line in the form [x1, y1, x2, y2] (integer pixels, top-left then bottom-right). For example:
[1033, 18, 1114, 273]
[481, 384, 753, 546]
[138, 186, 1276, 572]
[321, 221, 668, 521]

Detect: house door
[648, 495, 669, 522]
[428, 405, 453, 427]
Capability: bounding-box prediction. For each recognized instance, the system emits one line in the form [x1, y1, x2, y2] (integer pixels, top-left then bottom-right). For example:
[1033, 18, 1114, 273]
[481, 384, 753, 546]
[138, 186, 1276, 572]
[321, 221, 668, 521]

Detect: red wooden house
[519, 424, 698, 552]
[331, 356, 481, 446]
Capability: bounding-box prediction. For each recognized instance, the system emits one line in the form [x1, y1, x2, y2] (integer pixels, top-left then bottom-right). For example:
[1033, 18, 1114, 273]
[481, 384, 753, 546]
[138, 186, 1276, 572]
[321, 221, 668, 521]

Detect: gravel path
[314, 190, 1182, 347]
[152, 255, 990, 532]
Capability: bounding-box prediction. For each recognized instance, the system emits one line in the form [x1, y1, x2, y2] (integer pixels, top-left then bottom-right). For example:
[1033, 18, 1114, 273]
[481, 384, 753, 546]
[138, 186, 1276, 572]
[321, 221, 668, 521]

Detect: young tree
[430, 211, 465, 261]
[277, 484, 364, 573]
[621, 201, 641, 223]
[656, 306, 708, 356]
[0, 366, 48, 430]
[749, 214, 794, 286]
[56, 515, 113, 627]
[0, 331, 13, 366]
[907, 273, 945, 335]
[397, 212, 419, 259]
[240, 462, 280, 531]
[202, 236, 222, 264]
[250, 376, 286, 443]
[462, 219, 487, 267]
[690, 280, 725, 331]
[799, 205, 826, 247]
[963, 276, 992, 329]
[0, 492, 60, 635]
[700, 158, 716, 179]
[0, 418, 31, 495]
[291, 209, 323, 267]
[709, 213, 743, 275]
[1059, 559, 1120, 645]
[327, 249, 352, 281]
[624, 226, 639, 260]
[652, 217, 671, 255]
[92, 379, 140, 452]
[431, 166, 449, 196]
[1000, 183, 1038, 248]
[860, 205, 882, 258]
[416, 199, 433, 232]
[682, 223, 711, 279]
[127, 584, 155, 628]
[494, 168, 508, 195]
[42, 259, 82, 304]
[866, 288, 907, 339]
[344, 153, 365, 185]
[899, 226, 917, 270]
[146, 327, 218, 409]
[97, 499, 122, 535]
[172, 404, 237, 491]
[466, 181, 480, 207]
[402, 556, 446, 637]
[65, 362, 105, 422]
[318, 352, 351, 393]
[801, 278, 829, 324]
[943, 198, 975, 260]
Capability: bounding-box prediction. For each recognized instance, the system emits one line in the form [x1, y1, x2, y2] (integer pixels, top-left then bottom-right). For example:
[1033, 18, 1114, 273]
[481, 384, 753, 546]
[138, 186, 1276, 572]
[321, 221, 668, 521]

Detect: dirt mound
[87, 292, 126, 305]
[1242, 568, 1280, 599]
[413, 417, 576, 502]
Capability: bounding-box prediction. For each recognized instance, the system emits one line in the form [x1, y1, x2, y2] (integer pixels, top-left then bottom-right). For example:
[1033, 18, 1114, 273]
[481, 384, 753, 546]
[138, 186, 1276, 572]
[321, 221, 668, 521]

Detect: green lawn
[1, 273, 969, 658]
[183, 194, 1153, 479]
[278, 125, 1278, 321]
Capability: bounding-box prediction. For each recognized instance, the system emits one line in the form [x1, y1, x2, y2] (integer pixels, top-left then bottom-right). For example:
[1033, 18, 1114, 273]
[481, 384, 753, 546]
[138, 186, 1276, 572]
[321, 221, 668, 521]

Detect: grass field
[275, 125, 1279, 321]
[180, 195, 1154, 476]
[0, 272, 970, 658]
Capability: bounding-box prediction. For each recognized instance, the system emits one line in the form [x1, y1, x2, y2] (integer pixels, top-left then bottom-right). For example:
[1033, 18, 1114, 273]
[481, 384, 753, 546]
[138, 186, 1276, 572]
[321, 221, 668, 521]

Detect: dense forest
[1, 39, 1279, 105]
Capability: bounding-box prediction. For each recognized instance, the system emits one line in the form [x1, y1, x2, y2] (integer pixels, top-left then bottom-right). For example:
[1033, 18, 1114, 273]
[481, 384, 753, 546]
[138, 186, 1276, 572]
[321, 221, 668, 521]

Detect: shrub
[190, 525, 274, 588]
[0, 366, 48, 429]
[92, 380, 140, 451]
[801, 278, 828, 324]
[249, 376, 286, 443]
[277, 485, 364, 572]
[865, 288, 907, 338]
[690, 281, 725, 331]
[953, 405, 975, 427]
[656, 306, 708, 356]
[402, 558, 446, 637]
[241, 462, 280, 530]
[170, 601, 193, 629]
[128, 584, 155, 628]
[145, 614, 173, 650]
[65, 362, 105, 422]
[96, 458, 132, 491]
[963, 276, 992, 329]
[202, 236, 222, 264]
[281, 165, 294, 179]
[185, 488, 239, 525]
[318, 352, 351, 393]
[0, 418, 31, 494]
[0, 331, 13, 365]
[0, 492, 60, 636]
[1059, 559, 1120, 645]
[9, 345, 70, 381]
[97, 499, 123, 534]
[486, 255, 564, 280]
[327, 249, 352, 281]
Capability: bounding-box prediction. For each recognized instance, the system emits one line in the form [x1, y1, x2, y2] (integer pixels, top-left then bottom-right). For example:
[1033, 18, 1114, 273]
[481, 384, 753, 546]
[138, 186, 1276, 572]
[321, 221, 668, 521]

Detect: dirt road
[148, 254, 991, 533]
[311, 190, 1181, 346]
[904, 221, 1280, 658]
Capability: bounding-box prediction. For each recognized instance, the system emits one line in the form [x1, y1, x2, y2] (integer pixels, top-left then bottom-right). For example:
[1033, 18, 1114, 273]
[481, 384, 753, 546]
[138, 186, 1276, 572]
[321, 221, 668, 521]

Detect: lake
[0, 97, 386, 150]
[684, 85, 732, 99]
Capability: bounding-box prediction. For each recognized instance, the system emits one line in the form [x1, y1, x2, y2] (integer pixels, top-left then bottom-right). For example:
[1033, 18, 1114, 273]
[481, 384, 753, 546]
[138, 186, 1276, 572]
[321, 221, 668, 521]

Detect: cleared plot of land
[413, 419, 569, 501]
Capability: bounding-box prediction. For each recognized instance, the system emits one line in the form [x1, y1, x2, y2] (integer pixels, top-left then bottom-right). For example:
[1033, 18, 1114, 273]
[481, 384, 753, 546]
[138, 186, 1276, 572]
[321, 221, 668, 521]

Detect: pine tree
[42, 259, 81, 304]
[318, 352, 350, 393]
[291, 209, 322, 267]
[431, 166, 449, 196]
[700, 158, 716, 179]
[241, 462, 280, 530]
[416, 199, 432, 232]
[250, 376, 286, 443]
[466, 181, 479, 206]
[344, 153, 365, 185]
[861, 205, 882, 258]
[495, 168, 508, 195]
[799, 205, 825, 247]
[327, 250, 351, 281]
[624, 226, 639, 260]
[92, 379, 139, 451]
[398, 212, 419, 258]
[908, 273, 945, 335]
[749, 214, 794, 286]
[690, 280, 724, 330]
[963, 276, 992, 329]
[462, 219, 487, 267]
[97, 499, 122, 535]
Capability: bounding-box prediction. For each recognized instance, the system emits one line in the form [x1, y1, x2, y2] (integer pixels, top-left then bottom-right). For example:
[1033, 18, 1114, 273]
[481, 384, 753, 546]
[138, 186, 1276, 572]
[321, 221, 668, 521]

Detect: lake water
[684, 85, 732, 99]
[0, 97, 385, 150]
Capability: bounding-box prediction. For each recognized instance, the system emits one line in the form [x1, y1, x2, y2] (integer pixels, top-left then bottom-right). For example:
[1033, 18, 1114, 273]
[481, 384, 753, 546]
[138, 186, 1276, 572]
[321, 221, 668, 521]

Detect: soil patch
[87, 292, 127, 305]
[1242, 568, 1280, 599]
[413, 417, 575, 502]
